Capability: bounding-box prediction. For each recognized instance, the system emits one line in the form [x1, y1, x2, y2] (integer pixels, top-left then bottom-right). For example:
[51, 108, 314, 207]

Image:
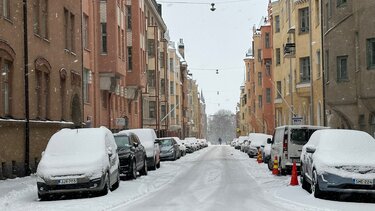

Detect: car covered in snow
[121, 128, 160, 170]
[247, 133, 272, 158]
[36, 127, 120, 200]
[113, 131, 148, 179]
[157, 137, 181, 160]
[237, 136, 249, 150]
[175, 137, 186, 157]
[300, 129, 375, 198]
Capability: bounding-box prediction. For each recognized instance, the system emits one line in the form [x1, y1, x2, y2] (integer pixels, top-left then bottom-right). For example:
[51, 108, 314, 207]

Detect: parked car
[247, 133, 272, 158]
[268, 125, 328, 174]
[113, 131, 148, 179]
[185, 137, 198, 152]
[237, 136, 249, 150]
[36, 127, 120, 200]
[242, 140, 251, 155]
[122, 128, 160, 170]
[175, 138, 186, 157]
[300, 129, 375, 198]
[157, 137, 181, 160]
[263, 142, 272, 166]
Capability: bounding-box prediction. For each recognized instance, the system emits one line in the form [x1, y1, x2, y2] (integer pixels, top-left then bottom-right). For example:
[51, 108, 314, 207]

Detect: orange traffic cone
[290, 160, 299, 186]
[272, 156, 279, 175]
[257, 149, 263, 163]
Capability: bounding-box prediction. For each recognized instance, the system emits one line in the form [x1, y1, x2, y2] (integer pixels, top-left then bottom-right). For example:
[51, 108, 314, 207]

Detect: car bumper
[118, 158, 131, 175]
[37, 174, 106, 195]
[248, 148, 258, 156]
[318, 173, 375, 194]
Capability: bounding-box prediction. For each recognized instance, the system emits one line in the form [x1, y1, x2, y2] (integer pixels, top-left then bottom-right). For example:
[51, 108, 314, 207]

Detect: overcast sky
[161, 0, 269, 115]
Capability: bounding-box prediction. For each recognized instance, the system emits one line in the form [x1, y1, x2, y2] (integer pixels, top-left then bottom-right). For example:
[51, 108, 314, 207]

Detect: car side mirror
[261, 145, 265, 148]
[107, 147, 113, 157]
[154, 140, 160, 144]
[267, 138, 272, 144]
[133, 142, 139, 147]
[306, 146, 316, 154]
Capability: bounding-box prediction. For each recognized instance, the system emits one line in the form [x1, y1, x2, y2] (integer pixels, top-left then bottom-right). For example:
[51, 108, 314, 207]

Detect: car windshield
[159, 139, 173, 147]
[290, 129, 317, 145]
[114, 136, 131, 149]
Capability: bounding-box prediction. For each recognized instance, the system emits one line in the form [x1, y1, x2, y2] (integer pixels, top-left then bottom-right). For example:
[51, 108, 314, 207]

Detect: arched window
[0, 41, 15, 118]
[35, 58, 51, 120]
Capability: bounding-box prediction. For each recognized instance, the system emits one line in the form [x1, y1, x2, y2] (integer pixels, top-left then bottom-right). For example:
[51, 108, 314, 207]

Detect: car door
[131, 134, 142, 169]
[106, 133, 119, 185]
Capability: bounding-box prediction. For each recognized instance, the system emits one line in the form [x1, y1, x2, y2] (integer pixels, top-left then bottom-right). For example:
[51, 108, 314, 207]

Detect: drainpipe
[309, 0, 314, 125]
[23, 0, 30, 176]
[321, 0, 327, 126]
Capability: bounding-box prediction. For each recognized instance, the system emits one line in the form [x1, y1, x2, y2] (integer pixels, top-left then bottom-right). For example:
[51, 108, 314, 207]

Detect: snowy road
[1, 145, 375, 211]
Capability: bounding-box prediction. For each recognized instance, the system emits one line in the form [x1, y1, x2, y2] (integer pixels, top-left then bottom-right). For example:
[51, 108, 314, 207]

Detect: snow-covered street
[1, 145, 375, 211]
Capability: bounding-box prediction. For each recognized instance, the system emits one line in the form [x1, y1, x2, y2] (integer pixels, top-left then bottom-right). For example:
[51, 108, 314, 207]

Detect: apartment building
[270, 0, 323, 126]
[323, 0, 375, 135]
[0, 0, 82, 178]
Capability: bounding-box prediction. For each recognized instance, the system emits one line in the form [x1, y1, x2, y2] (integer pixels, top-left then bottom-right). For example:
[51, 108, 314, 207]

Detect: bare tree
[208, 110, 236, 145]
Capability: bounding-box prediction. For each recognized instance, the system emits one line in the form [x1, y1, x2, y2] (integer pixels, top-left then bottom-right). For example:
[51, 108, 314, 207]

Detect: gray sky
[161, 0, 269, 115]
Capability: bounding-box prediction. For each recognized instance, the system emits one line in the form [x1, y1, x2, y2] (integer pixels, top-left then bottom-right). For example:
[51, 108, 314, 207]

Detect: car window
[159, 139, 173, 146]
[114, 135, 131, 148]
[290, 129, 317, 145]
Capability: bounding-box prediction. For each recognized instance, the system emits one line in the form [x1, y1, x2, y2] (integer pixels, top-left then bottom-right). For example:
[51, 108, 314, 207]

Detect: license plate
[353, 179, 373, 185]
[58, 178, 77, 185]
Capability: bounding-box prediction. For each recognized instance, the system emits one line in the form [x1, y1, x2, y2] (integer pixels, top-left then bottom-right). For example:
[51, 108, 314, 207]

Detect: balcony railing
[284, 43, 296, 58]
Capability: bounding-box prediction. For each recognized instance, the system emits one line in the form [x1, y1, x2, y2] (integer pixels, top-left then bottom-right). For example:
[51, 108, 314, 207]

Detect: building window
[247, 70, 250, 82]
[275, 15, 280, 33]
[337, 0, 347, 7]
[258, 95, 262, 108]
[127, 47, 132, 71]
[359, 114, 366, 131]
[265, 59, 271, 76]
[126, 5, 132, 30]
[300, 57, 310, 83]
[171, 104, 175, 118]
[147, 70, 155, 87]
[258, 72, 262, 86]
[101, 23, 107, 53]
[258, 49, 262, 62]
[83, 69, 90, 103]
[265, 33, 270, 48]
[2, 0, 10, 20]
[276, 48, 281, 65]
[101, 91, 107, 109]
[160, 79, 165, 95]
[337, 56, 348, 82]
[64, 8, 75, 52]
[299, 7, 309, 33]
[315, 0, 320, 26]
[148, 39, 155, 57]
[276, 81, 282, 98]
[266, 88, 271, 103]
[161, 105, 166, 119]
[169, 58, 174, 71]
[33, 0, 48, 39]
[83, 14, 89, 49]
[60, 75, 66, 120]
[149, 101, 156, 118]
[170, 81, 174, 95]
[367, 38, 375, 69]
[35, 67, 50, 120]
[0, 59, 12, 117]
[160, 52, 165, 68]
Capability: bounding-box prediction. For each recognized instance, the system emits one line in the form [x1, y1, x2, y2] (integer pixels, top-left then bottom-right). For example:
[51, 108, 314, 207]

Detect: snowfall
[1, 145, 375, 211]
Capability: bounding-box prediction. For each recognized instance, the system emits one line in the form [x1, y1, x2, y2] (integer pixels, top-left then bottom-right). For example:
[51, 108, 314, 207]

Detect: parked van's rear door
[288, 128, 317, 161]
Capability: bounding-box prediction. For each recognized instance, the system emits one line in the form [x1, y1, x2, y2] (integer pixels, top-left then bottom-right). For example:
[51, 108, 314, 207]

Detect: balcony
[284, 43, 296, 58]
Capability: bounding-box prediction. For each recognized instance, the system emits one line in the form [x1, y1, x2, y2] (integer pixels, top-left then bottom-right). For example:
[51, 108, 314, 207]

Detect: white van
[268, 125, 328, 174]
[121, 128, 160, 170]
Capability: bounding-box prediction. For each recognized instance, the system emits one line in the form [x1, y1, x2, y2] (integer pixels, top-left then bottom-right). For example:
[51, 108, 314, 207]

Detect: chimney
[178, 38, 185, 58]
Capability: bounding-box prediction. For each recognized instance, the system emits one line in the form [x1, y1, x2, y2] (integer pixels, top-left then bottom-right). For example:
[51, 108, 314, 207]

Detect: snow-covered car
[242, 140, 251, 154]
[185, 137, 198, 152]
[113, 131, 148, 179]
[263, 142, 272, 167]
[175, 137, 186, 157]
[247, 133, 272, 158]
[121, 128, 160, 170]
[237, 136, 249, 150]
[157, 137, 181, 161]
[36, 127, 120, 200]
[300, 129, 375, 198]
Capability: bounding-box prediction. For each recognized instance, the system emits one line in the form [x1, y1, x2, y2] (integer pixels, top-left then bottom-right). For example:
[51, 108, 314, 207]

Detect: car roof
[275, 125, 329, 129]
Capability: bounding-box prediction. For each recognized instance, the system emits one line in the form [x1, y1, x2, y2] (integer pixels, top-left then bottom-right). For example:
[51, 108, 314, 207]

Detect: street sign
[116, 118, 126, 126]
[292, 117, 304, 125]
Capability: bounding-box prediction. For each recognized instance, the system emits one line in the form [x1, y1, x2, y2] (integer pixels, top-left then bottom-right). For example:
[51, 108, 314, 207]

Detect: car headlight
[168, 148, 174, 153]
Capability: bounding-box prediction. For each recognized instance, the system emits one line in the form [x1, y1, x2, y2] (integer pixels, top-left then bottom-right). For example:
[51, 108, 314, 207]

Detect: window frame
[337, 55, 349, 82]
[367, 38, 375, 70]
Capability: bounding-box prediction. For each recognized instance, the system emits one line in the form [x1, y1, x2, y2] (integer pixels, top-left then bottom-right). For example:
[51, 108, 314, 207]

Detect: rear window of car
[114, 136, 131, 148]
[290, 129, 317, 145]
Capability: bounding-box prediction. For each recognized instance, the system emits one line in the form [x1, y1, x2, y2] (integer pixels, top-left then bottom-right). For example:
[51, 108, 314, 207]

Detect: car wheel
[312, 170, 324, 198]
[129, 160, 137, 180]
[267, 158, 273, 171]
[140, 158, 148, 176]
[111, 169, 120, 191]
[156, 161, 161, 169]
